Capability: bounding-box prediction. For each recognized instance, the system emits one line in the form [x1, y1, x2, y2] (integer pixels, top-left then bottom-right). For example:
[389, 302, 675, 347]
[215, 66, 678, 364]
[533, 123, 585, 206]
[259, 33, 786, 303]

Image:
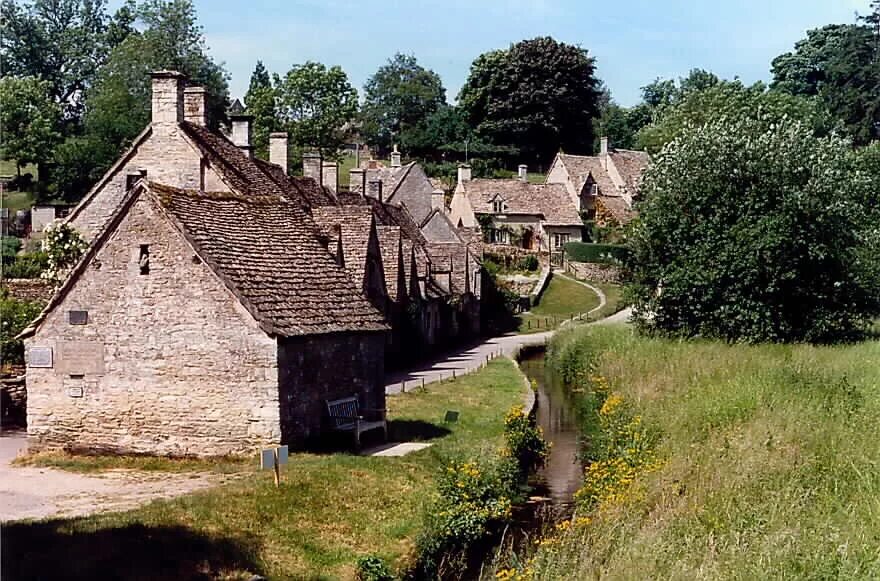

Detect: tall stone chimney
[600, 136, 609, 156]
[431, 188, 445, 211]
[518, 164, 528, 182]
[322, 161, 338, 193]
[269, 132, 289, 174]
[367, 179, 383, 202]
[303, 151, 323, 186]
[183, 85, 206, 126]
[150, 70, 186, 130]
[229, 99, 254, 159]
[350, 168, 366, 194]
[391, 144, 401, 168]
[457, 164, 472, 186]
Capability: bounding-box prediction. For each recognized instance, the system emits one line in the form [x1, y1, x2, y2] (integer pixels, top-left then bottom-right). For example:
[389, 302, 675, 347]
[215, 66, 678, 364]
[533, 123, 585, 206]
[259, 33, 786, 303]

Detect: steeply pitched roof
[556, 150, 650, 224]
[460, 179, 581, 226]
[609, 149, 650, 193]
[253, 158, 338, 209]
[311, 205, 376, 289]
[377, 226, 403, 302]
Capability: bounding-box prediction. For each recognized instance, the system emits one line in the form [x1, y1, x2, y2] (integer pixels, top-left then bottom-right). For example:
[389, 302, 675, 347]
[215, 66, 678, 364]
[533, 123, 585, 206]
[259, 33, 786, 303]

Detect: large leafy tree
[458, 37, 602, 165]
[275, 61, 358, 158]
[0, 0, 133, 125]
[628, 113, 880, 343]
[360, 53, 446, 153]
[0, 76, 62, 177]
[244, 61, 278, 161]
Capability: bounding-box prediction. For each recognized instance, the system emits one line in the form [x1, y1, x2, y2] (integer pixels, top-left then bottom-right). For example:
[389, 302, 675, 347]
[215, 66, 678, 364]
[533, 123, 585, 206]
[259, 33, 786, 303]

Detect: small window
[139, 244, 150, 275]
[68, 310, 88, 325]
[492, 199, 505, 213]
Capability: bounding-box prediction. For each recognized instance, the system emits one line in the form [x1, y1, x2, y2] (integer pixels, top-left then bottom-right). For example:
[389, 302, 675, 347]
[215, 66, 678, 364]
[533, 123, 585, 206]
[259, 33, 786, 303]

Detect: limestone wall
[1, 279, 54, 303]
[25, 194, 280, 457]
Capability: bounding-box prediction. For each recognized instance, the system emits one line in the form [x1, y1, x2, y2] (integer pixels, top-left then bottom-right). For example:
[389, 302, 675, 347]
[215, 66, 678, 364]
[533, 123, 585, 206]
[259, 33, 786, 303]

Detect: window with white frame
[492, 199, 505, 213]
[553, 233, 570, 249]
[490, 228, 509, 244]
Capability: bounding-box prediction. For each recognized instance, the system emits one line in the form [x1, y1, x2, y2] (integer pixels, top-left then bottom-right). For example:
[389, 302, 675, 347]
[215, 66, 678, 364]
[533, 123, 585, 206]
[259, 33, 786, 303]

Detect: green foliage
[361, 53, 446, 154]
[275, 61, 358, 159]
[244, 61, 278, 161]
[41, 221, 88, 282]
[564, 242, 629, 264]
[628, 113, 880, 343]
[518, 254, 539, 272]
[3, 252, 50, 279]
[503, 405, 548, 475]
[458, 36, 602, 164]
[1, 237, 22, 260]
[0, 289, 43, 365]
[0, 76, 62, 176]
[355, 555, 395, 581]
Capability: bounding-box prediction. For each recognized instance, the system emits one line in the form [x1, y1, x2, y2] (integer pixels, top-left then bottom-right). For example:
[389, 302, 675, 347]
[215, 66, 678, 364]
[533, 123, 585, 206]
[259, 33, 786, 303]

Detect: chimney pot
[229, 99, 254, 159]
[457, 164, 472, 185]
[600, 136, 609, 156]
[269, 132, 289, 174]
[183, 85, 207, 126]
[518, 164, 528, 182]
[390, 144, 401, 168]
[322, 161, 338, 194]
[303, 151, 323, 186]
[150, 70, 186, 128]
[367, 178, 383, 202]
[349, 168, 366, 194]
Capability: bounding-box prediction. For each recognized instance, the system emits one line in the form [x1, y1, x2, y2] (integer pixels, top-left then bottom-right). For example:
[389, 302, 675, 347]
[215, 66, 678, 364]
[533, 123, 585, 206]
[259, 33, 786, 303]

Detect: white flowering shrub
[626, 113, 880, 343]
[41, 220, 88, 283]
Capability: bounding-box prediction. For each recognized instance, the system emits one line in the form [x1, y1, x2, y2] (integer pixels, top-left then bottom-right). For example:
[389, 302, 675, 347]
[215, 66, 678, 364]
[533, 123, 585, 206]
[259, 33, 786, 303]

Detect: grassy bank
[516, 325, 880, 579]
[517, 274, 604, 333]
[4, 358, 526, 580]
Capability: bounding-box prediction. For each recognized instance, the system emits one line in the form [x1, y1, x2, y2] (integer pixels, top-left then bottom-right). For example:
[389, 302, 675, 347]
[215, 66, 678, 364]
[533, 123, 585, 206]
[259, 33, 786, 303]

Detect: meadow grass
[3, 358, 526, 580]
[522, 325, 880, 580]
[517, 275, 613, 333]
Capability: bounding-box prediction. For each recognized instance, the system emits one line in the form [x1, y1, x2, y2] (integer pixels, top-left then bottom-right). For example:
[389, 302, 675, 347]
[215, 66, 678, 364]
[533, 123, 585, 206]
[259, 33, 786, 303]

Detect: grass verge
[518, 325, 880, 580]
[3, 358, 526, 580]
[517, 274, 605, 334]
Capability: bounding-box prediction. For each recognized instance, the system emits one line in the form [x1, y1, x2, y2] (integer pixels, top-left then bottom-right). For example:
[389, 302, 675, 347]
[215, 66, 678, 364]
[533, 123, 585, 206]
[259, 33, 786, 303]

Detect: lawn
[517, 273, 602, 333]
[527, 325, 880, 579]
[3, 358, 527, 580]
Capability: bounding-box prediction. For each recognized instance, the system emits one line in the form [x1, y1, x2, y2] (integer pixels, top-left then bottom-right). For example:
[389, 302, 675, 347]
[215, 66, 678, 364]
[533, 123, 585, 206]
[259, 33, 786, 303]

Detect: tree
[0, 0, 131, 125]
[275, 61, 358, 159]
[627, 113, 880, 343]
[361, 53, 446, 153]
[0, 76, 62, 178]
[458, 37, 602, 165]
[244, 61, 278, 160]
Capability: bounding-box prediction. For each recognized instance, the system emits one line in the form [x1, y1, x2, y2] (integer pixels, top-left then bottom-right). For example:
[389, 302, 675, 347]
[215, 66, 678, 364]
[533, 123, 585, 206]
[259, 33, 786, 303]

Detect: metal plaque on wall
[28, 347, 53, 368]
[57, 341, 105, 375]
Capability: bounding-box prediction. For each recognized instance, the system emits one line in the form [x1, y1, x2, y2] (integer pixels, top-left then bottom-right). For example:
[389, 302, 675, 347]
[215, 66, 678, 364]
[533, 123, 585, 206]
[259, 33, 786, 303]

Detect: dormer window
[590, 183, 599, 197]
[492, 198, 506, 213]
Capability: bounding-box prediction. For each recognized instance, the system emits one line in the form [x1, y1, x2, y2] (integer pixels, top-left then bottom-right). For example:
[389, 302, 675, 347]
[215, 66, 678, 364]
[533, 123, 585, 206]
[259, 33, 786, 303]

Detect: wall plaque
[57, 341, 105, 375]
[68, 310, 88, 325]
[28, 347, 53, 368]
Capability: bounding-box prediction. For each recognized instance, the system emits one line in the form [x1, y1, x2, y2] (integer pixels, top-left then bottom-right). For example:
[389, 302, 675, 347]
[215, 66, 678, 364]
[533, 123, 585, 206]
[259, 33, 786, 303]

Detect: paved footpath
[385, 306, 632, 395]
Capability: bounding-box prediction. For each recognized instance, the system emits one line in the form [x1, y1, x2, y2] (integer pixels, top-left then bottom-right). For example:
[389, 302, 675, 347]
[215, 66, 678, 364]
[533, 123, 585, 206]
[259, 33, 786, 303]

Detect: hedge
[564, 242, 629, 264]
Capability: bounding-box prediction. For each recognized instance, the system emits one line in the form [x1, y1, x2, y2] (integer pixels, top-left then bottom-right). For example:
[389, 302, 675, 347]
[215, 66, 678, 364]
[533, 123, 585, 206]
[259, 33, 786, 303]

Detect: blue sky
[122, 0, 873, 106]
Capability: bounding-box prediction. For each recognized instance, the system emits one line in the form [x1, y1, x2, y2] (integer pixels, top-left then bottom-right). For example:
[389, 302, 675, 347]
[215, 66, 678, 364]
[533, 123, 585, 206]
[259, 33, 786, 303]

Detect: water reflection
[518, 348, 584, 505]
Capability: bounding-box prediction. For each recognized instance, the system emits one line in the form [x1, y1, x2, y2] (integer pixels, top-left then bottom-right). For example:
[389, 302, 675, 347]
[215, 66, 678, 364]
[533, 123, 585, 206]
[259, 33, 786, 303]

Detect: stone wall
[567, 261, 622, 284]
[26, 194, 280, 457]
[1, 373, 26, 428]
[1, 279, 53, 303]
[278, 332, 385, 446]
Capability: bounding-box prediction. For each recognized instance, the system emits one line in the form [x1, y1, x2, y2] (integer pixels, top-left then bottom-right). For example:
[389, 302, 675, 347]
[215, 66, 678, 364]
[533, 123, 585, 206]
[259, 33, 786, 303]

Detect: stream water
[518, 347, 585, 508]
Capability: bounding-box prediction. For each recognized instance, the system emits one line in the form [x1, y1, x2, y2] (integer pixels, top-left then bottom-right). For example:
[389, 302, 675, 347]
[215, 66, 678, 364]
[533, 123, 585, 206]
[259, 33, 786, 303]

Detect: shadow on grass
[388, 419, 452, 442]
[2, 521, 264, 581]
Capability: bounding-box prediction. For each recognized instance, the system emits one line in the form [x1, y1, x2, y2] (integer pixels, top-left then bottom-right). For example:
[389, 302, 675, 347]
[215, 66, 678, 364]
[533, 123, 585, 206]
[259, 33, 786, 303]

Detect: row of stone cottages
[18, 71, 481, 456]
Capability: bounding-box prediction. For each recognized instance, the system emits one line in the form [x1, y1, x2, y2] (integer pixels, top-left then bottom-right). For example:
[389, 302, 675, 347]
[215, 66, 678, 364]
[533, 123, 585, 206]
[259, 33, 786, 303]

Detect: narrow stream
[518, 347, 585, 508]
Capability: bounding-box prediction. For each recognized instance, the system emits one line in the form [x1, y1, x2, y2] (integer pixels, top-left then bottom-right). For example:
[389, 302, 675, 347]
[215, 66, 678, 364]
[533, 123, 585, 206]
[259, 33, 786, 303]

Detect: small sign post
[260, 445, 289, 488]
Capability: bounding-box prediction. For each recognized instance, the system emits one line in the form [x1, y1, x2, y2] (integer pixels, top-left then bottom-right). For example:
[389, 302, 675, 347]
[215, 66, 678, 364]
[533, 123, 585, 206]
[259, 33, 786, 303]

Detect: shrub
[42, 220, 88, 282]
[3, 251, 48, 279]
[517, 254, 539, 272]
[355, 555, 395, 581]
[1, 237, 22, 260]
[628, 113, 880, 343]
[503, 404, 548, 475]
[0, 289, 43, 366]
[564, 242, 628, 264]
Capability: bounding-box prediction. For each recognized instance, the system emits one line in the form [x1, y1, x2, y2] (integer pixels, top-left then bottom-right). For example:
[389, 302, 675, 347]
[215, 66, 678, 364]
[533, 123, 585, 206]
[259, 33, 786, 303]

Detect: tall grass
[527, 325, 880, 579]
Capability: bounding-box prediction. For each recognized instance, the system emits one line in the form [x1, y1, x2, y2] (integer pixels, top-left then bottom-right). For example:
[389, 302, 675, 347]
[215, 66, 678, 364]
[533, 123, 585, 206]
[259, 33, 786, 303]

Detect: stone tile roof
[556, 150, 650, 224]
[311, 205, 376, 290]
[609, 149, 650, 194]
[460, 179, 582, 226]
[426, 242, 470, 295]
[253, 158, 337, 209]
[153, 183, 387, 336]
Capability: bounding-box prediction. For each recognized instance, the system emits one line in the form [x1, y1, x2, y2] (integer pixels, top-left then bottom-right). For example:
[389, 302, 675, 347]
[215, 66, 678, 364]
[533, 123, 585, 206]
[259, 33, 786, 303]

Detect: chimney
[600, 136, 609, 156]
[431, 188, 445, 211]
[367, 159, 378, 170]
[518, 164, 528, 182]
[269, 132, 289, 174]
[349, 168, 366, 194]
[390, 144, 401, 168]
[150, 70, 186, 129]
[303, 151, 323, 186]
[322, 161, 338, 193]
[457, 164, 472, 185]
[367, 179, 383, 202]
[229, 99, 254, 159]
[183, 85, 206, 126]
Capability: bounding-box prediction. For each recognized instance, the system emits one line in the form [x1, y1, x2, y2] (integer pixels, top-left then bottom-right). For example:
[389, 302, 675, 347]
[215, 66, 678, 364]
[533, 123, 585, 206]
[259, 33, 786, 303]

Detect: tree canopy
[361, 53, 446, 154]
[0, 76, 62, 176]
[458, 37, 602, 165]
[627, 113, 880, 343]
[244, 61, 278, 160]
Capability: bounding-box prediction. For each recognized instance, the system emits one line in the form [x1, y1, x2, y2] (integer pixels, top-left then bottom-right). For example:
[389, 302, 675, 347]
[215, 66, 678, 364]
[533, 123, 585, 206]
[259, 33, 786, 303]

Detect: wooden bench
[325, 396, 387, 449]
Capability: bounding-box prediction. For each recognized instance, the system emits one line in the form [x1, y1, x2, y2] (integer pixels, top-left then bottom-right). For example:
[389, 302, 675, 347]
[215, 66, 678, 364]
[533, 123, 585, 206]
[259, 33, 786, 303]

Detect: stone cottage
[449, 165, 584, 251]
[545, 137, 650, 226]
[21, 71, 388, 456]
